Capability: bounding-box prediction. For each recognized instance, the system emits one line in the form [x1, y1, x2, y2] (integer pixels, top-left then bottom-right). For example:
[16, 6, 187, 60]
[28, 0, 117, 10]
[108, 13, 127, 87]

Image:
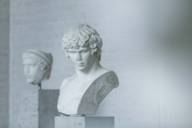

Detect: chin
[28, 81, 35, 84]
[27, 79, 38, 85]
[77, 67, 86, 71]
[75, 65, 87, 71]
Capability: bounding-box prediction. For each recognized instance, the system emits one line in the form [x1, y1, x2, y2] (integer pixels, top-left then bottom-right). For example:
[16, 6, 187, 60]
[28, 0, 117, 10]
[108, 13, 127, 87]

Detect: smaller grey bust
[22, 50, 53, 86]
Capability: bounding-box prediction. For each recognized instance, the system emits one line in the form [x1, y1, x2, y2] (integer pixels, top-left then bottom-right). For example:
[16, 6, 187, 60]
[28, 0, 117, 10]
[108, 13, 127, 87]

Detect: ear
[91, 48, 97, 55]
[40, 64, 47, 71]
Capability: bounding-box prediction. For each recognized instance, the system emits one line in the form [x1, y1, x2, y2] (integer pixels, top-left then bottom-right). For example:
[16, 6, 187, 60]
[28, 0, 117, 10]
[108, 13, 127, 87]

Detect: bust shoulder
[92, 70, 119, 89]
[101, 70, 119, 87]
[77, 70, 119, 115]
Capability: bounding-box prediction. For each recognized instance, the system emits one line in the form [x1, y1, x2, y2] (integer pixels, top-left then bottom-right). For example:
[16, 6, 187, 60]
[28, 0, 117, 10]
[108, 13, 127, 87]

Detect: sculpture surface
[57, 24, 119, 115]
[22, 50, 53, 86]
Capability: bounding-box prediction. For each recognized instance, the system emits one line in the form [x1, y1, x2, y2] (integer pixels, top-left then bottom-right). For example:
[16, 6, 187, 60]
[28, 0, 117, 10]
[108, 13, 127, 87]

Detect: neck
[38, 83, 42, 90]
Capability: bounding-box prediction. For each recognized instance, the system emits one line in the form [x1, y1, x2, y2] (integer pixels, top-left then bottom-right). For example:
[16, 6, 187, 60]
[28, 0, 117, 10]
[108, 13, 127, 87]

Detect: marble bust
[57, 24, 119, 115]
[22, 50, 53, 86]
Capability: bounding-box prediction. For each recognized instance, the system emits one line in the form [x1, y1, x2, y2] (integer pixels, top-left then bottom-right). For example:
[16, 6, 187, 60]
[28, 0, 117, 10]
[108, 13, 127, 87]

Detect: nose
[75, 52, 82, 61]
[24, 66, 30, 75]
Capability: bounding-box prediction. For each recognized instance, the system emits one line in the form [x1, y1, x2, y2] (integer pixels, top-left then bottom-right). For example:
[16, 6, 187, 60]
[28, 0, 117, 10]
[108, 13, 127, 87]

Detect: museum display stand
[55, 116, 114, 128]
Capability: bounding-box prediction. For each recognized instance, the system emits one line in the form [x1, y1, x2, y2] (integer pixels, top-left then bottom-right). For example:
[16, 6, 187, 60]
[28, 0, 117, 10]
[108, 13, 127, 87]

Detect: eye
[29, 64, 37, 67]
[81, 49, 89, 53]
[67, 51, 76, 54]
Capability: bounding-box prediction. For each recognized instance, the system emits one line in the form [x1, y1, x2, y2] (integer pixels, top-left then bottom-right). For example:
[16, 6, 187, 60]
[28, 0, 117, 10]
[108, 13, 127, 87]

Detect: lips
[77, 64, 84, 67]
[26, 75, 32, 78]
[76, 62, 84, 65]
[75, 63, 86, 68]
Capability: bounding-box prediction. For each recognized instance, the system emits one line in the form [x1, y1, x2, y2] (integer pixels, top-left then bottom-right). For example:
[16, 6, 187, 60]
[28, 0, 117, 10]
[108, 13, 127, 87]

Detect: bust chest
[61, 78, 91, 99]
[57, 77, 93, 114]
[57, 71, 119, 115]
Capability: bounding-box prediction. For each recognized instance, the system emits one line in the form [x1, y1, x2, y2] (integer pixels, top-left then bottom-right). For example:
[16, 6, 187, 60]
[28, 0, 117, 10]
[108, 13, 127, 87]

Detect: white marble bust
[57, 24, 119, 115]
[22, 50, 53, 86]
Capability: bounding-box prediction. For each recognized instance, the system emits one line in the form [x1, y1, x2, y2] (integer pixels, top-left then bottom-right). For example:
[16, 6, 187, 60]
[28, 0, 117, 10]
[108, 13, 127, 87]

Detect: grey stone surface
[0, 0, 9, 128]
[39, 90, 59, 128]
[55, 116, 114, 128]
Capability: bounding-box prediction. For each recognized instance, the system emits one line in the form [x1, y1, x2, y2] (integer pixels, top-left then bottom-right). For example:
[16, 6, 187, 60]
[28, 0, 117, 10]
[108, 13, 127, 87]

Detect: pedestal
[55, 116, 114, 128]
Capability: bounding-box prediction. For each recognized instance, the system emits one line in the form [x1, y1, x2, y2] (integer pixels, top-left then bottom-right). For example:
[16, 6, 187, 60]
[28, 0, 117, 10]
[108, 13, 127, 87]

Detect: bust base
[55, 116, 114, 128]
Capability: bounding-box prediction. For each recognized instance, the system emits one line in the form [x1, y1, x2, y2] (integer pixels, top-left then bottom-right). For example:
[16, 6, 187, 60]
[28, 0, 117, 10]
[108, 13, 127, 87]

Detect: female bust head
[22, 50, 53, 85]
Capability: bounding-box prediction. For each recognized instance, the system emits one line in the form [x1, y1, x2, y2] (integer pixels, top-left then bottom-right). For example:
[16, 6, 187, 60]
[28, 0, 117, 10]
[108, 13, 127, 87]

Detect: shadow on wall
[149, 1, 192, 127]
[151, 0, 192, 81]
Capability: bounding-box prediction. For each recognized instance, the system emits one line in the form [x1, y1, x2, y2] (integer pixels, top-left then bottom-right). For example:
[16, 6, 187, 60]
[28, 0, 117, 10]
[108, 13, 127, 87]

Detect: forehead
[23, 56, 39, 64]
[66, 47, 89, 52]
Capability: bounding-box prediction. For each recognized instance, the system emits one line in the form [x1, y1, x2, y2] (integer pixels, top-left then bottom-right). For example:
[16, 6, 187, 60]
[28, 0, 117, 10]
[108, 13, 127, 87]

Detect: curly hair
[62, 24, 103, 61]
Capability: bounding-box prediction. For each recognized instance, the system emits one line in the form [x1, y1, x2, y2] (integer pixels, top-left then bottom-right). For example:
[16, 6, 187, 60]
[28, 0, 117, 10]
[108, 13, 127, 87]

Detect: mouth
[75, 63, 86, 68]
[76, 62, 84, 66]
[26, 75, 32, 78]
[26, 77, 32, 81]
[26, 75, 33, 81]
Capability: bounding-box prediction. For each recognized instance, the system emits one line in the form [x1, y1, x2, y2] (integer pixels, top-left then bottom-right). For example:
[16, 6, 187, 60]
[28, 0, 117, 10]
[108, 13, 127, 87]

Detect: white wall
[10, 0, 192, 128]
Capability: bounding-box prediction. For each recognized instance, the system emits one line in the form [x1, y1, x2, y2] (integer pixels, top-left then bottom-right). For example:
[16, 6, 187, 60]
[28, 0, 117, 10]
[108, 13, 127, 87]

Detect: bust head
[62, 24, 103, 71]
[22, 50, 53, 85]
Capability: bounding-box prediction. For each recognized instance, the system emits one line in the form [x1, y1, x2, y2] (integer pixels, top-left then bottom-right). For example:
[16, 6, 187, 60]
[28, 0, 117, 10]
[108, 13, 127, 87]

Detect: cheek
[31, 67, 41, 76]
[68, 54, 75, 62]
[83, 51, 91, 58]
[82, 54, 92, 64]
[33, 69, 44, 80]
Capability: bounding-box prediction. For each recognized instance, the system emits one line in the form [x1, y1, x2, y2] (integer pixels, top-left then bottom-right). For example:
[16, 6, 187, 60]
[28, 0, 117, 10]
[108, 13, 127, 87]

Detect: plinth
[55, 116, 114, 128]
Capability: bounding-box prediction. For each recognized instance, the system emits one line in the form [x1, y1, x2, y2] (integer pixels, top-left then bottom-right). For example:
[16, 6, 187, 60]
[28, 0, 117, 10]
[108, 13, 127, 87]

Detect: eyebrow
[67, 48, 89, 52]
